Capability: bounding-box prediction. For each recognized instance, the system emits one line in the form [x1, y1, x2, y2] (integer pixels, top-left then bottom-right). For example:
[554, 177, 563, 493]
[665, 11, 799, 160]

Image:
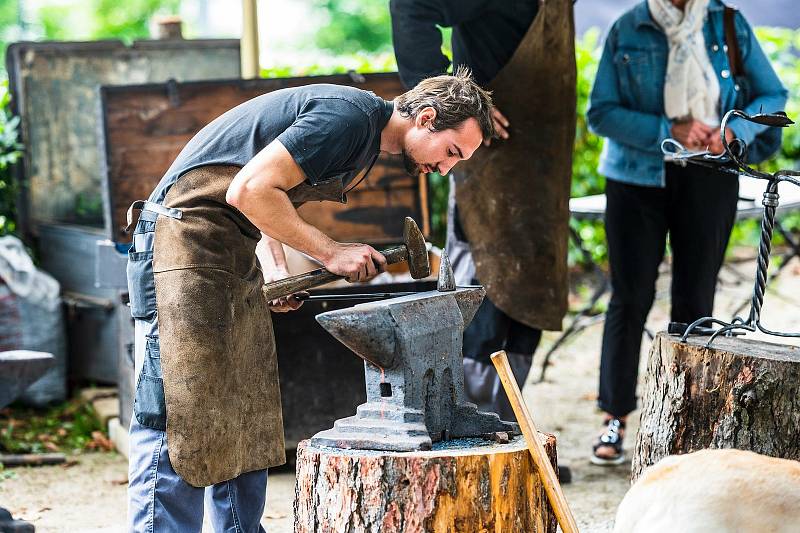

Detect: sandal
[591, 418, 626, 466]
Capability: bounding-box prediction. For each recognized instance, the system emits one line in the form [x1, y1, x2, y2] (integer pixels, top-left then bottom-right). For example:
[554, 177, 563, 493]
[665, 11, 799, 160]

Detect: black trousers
[599, 163, 739, 417]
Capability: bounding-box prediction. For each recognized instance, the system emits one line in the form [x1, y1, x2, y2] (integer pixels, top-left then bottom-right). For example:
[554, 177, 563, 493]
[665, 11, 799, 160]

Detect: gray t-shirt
[149, 84, 394, 204]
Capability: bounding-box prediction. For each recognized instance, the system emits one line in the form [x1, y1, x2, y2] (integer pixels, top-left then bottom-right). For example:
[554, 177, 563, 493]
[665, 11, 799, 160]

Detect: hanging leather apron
[454, 0, 576, 331]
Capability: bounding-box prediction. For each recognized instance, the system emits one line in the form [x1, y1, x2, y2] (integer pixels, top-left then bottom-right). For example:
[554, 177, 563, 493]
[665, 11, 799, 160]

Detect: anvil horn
[315, 304, 397, 369]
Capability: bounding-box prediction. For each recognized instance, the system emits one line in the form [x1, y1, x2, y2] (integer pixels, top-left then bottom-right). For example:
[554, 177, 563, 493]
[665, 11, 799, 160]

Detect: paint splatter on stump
[294, 435, 558, 532]
[632, 333, 800, 481]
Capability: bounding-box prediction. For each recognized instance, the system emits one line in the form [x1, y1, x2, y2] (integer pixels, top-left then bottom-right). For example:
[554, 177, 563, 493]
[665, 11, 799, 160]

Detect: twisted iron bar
[673, 109, 800, 347]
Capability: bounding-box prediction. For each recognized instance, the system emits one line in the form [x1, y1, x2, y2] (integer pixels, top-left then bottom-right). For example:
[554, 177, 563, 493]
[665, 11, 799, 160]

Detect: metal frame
[670, 109, 800, 347]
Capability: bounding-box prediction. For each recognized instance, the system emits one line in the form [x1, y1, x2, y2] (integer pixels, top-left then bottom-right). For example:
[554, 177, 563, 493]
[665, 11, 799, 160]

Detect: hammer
[262, 217, 430, 302]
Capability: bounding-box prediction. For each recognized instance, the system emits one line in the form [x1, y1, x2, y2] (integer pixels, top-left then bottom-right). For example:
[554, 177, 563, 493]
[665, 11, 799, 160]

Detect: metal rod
[296, 285, 483, 302]
[297, 292, 418, 302]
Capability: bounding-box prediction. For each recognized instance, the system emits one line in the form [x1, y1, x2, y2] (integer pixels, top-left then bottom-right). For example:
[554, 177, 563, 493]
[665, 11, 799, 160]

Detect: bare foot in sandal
[591, 416, 626, 466]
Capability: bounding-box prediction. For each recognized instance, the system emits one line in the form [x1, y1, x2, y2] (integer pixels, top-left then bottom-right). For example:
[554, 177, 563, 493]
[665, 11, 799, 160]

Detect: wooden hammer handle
[262, 245, 407, 302]
[491, 350, 580, 533]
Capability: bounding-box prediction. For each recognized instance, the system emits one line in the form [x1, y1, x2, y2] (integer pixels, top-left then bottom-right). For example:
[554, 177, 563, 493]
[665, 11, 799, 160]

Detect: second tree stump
[295, 434, 558, 532]
[632, 333, 800, 480]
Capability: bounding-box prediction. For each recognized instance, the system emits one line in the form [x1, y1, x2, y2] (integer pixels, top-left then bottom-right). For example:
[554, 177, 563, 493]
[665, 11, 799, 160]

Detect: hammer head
[403, 217, 430, 279]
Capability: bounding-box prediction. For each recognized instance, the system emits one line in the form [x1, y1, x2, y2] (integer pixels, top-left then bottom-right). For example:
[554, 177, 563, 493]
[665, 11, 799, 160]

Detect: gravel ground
[2, 255, 798, 532]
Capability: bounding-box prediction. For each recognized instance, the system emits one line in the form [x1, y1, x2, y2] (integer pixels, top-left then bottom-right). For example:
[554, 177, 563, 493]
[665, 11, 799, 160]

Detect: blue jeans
[127, 411, 268, 532]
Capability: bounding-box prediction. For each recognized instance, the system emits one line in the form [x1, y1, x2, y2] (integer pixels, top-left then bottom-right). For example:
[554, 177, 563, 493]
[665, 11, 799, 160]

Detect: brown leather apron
[152, 165, 285, 487]
[454, 0, 576, 331]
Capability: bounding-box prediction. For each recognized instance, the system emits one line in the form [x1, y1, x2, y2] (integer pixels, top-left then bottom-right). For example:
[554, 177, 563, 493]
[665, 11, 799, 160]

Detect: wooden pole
[491, 350, 580, 533]
[241, 0, 259, 79]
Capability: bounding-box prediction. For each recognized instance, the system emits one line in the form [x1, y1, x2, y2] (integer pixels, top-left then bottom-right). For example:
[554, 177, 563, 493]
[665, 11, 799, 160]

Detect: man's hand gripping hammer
[262, 217, 430, 302]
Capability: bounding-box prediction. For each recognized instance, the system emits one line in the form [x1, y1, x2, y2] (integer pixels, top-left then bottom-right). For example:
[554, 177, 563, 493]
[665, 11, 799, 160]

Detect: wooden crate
[99, 73, 430, 245]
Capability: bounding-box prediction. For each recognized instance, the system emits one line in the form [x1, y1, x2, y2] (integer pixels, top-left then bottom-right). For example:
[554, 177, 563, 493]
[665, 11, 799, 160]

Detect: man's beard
[401, 150, 421, 176]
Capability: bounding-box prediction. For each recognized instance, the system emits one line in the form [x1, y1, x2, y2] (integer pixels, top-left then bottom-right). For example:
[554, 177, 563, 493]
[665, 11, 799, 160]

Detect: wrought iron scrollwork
[661, 109, 800, 347]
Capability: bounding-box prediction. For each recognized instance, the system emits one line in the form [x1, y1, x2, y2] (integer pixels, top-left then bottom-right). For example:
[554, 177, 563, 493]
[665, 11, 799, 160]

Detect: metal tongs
[661, 137, 744, 174]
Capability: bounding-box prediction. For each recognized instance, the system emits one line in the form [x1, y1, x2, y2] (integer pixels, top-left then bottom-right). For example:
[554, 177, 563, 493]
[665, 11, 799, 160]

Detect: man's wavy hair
[395, 66, 495, 141]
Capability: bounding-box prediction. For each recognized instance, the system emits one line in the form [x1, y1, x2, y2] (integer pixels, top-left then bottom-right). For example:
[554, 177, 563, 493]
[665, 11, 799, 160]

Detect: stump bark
[295, 434, 558, 533]
[632, 332, 800, 481]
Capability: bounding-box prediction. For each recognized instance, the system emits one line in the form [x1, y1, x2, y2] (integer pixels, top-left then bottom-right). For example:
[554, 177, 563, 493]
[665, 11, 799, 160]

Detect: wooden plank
[492, 350, 579, 533]
[100, 73, 430, 244]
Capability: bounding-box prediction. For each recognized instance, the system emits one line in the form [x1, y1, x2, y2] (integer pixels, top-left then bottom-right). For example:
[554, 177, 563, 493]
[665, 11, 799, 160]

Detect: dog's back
[614, 449, 800, 533]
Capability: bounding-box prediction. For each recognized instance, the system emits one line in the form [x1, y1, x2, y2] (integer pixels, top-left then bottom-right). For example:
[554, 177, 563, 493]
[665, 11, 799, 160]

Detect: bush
[0, 80, 21, 237]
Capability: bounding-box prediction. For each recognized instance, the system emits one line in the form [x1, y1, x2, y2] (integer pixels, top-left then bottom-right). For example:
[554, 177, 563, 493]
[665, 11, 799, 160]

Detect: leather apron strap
[125, 200, 182, 233]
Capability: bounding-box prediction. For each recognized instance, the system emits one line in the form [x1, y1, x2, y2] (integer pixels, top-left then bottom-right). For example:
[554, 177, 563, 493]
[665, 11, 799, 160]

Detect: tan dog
[614, 449, 800, 533]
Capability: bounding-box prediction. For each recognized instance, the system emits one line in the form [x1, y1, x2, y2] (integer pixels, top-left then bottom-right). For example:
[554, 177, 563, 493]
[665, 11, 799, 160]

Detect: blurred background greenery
[0, 0, 798, 264]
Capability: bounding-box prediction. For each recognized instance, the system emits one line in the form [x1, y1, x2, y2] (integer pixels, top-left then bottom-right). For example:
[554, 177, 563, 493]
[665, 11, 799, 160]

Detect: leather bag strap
[724, 6, 745, 77]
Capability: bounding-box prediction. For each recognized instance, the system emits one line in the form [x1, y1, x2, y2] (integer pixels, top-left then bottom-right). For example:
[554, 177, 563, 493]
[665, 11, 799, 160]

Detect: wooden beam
[241, 0, 259, 79]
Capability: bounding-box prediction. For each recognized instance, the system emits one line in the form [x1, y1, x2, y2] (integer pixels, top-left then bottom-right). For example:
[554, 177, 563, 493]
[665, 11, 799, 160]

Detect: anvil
[311, 286, 519, 451]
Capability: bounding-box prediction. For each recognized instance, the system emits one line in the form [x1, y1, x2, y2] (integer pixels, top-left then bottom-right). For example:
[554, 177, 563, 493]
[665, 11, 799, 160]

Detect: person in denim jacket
[587, 0, 786, 465]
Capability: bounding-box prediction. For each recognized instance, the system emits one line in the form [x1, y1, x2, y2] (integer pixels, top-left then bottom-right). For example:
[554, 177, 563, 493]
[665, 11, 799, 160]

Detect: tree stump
[632, 332, 800, 481]
[295, 434, 558, 532]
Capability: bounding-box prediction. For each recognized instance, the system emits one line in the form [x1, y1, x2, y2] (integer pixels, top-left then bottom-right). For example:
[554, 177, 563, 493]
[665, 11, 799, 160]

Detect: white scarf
[648, 0, 720, 125]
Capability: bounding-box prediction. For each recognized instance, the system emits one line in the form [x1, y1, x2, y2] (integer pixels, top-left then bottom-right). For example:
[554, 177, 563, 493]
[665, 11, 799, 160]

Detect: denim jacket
[587, 0, 788, 188]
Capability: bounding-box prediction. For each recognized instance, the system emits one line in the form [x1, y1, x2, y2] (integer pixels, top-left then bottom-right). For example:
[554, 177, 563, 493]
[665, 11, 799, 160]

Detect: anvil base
[311, 402, 518, 452]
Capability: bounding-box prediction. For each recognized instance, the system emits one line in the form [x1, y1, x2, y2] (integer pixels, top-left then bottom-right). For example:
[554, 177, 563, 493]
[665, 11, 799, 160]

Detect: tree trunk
[295, 434, 558, 533]
[632, 332, 800, 481]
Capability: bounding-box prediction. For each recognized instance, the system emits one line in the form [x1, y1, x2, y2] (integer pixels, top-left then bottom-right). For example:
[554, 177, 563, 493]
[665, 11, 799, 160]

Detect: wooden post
[295, 435, 558, 532]
[241, 0, 259, 79]
[632, 332, 800, 481]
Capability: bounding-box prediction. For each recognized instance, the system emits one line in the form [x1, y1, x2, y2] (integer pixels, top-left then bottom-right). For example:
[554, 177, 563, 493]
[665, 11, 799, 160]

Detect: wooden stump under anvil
[632, 332, 800, 481]
[295, 434, 558, 532]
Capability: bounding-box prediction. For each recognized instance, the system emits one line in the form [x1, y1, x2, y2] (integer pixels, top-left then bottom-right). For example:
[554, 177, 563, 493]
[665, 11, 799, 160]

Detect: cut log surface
[295, 434, 557, 533]
[632, 332, 800, 481]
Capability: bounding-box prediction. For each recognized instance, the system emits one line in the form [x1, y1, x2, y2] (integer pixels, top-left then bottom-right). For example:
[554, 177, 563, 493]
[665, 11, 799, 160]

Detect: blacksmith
[125, 71, 493, 531]
[391, 0, 573, 421]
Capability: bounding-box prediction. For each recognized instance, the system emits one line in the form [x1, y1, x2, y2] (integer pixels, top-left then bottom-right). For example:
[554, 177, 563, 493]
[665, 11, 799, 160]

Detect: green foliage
[37, 4, 77, 41]
[729, 27, 800, 249]
[0, 396, 107, 455]
[754, 30, 800, 175]
[570, 29, 606, 266]
[572, 29, 604, 199]
[261, 52, 398, 79]
[0, 1, 19, 63]
[0, 80, 21, 237]
[89, 0, 180, 42]
[18, 0, 180, 43]
[311, 0, 393, 54]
